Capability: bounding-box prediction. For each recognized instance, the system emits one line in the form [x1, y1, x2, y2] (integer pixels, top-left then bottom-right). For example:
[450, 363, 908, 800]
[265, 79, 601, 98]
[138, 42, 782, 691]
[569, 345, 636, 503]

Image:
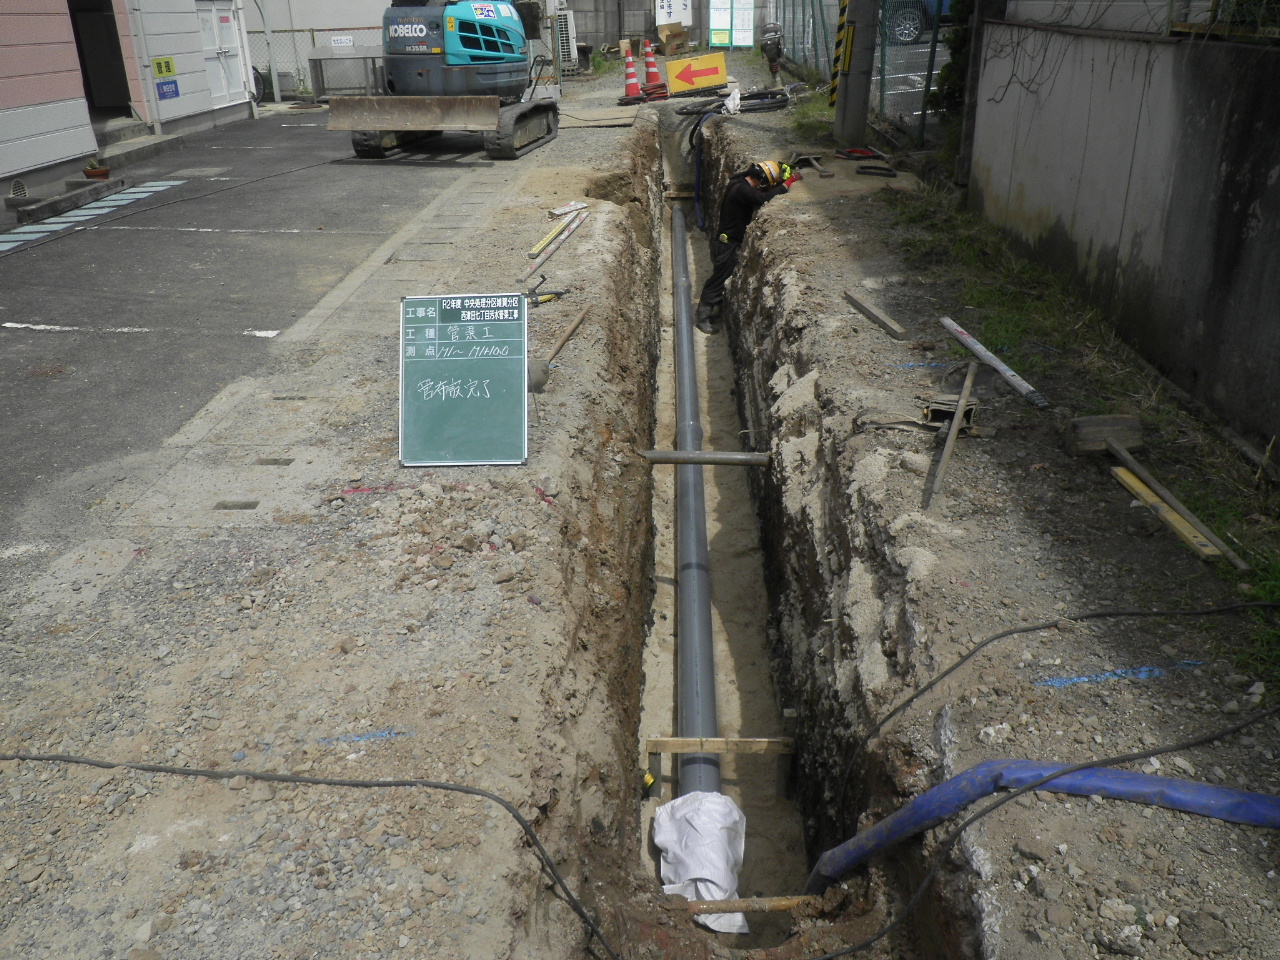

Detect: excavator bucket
[327, 96, 501, 132]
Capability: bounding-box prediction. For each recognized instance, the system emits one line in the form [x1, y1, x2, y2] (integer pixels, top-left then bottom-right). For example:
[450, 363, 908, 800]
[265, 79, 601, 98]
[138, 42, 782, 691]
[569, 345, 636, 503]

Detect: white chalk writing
[415, 378, 492, 401]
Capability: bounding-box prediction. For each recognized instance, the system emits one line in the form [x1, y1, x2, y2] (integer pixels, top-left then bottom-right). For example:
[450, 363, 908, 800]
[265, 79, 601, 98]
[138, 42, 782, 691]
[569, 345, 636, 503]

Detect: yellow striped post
[829, 0, 850, 105]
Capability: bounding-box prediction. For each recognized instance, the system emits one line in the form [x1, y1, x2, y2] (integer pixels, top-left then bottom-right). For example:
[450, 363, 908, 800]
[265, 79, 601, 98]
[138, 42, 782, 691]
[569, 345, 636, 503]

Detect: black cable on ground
[0, 752, 621, 960]
[673, 88, 791, 117]
[805, 701, 1280, 959]
[836, 601, 1280, 802]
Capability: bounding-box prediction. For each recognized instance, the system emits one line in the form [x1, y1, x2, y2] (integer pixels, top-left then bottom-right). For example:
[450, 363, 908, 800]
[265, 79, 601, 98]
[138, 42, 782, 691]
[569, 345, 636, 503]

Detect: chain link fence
[770, 0, 950, 138]
[246, 27, 383, 96]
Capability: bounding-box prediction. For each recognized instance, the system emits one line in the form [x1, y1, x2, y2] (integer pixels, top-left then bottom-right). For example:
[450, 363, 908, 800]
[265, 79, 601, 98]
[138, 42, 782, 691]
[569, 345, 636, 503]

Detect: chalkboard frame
[398, 292, 528, 466]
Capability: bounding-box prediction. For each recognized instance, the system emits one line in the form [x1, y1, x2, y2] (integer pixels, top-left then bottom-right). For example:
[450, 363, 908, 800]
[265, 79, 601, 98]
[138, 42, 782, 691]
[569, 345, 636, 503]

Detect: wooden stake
[932, 361, 979, 496]
[843, 290, 907, 340]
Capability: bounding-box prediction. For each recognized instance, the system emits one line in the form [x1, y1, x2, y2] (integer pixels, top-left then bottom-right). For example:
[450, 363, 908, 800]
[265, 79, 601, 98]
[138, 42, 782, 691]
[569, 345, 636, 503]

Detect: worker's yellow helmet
[750, 160, 785, 187]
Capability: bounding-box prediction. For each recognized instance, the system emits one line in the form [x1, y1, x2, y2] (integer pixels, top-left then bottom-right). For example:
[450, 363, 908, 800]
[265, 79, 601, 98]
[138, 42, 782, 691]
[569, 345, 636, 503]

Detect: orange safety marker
[643, 40, 662, 86]
[622, 52, 642, 99]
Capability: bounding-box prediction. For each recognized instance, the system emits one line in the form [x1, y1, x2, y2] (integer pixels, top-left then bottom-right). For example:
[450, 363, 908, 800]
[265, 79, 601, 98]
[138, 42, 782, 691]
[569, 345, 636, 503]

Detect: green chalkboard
[399, 292, 528, 466]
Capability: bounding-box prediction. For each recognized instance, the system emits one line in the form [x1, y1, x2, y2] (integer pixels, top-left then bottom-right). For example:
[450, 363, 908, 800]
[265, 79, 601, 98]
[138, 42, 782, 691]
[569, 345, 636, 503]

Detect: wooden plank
[645, 737, 795, 755]
[1111, 466, 1221, 558]
[685, 895, 817, 914]
[842, 289, 907, 340]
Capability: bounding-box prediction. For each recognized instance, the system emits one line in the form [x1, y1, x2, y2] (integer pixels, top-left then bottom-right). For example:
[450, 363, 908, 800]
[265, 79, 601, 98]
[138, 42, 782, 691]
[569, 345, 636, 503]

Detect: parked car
[883, 0, 951, 44]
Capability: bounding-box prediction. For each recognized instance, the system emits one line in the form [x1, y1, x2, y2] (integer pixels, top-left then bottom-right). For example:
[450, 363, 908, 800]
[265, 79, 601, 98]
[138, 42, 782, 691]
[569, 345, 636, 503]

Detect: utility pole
[832, 0, 878, 146]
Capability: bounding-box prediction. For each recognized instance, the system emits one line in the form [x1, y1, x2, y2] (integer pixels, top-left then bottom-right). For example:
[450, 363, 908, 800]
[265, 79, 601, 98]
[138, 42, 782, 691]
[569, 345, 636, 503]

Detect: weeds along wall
[968, 28, 1280, 447]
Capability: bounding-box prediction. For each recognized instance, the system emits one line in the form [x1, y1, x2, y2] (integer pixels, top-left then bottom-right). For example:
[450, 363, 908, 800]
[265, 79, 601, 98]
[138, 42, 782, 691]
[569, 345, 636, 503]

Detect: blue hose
[805, 759, 1280, 894]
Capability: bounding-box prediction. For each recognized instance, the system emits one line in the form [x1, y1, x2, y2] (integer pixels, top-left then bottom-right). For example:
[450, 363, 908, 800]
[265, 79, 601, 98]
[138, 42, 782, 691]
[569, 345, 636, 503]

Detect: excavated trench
[565, 119, 976, 958]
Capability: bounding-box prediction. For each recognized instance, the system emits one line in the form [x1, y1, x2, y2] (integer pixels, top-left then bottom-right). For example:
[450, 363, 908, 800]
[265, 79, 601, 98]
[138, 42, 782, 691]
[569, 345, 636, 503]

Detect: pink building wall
[0, 3, 88, 111]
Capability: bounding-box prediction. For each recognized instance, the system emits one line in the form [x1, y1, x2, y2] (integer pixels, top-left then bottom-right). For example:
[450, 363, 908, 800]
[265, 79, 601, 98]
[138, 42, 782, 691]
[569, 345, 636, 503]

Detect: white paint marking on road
[101, 225, 308, 234]
[243, 329, 281, 337]
[2, 322, 153, 333]
[280, 123, 325, 127]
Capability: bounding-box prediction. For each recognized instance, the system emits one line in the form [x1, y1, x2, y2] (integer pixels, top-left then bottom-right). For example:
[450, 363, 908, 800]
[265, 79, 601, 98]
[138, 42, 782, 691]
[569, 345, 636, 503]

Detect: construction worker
[696, 160, 801, 334]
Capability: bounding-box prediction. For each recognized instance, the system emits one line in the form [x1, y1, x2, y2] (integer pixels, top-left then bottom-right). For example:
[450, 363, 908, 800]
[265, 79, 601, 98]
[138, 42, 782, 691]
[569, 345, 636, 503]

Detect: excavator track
[483, 100, 559, 160]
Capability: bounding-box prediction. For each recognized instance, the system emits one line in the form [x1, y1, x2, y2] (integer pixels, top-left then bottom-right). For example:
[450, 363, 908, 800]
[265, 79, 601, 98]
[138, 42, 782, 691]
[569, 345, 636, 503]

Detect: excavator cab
[328, 1, 559, 160]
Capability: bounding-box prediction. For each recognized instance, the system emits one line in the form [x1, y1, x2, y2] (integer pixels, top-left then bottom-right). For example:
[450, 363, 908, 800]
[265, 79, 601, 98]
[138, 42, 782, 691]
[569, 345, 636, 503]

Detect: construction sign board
[708, 0, 753, 47]
[399, 292, 528, 466]
[665, 52, 728, 94]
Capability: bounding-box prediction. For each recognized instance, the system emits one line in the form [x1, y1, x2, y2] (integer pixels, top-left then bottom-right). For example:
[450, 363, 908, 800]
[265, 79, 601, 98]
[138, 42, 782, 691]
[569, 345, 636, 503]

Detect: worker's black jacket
[715, 176, 787, 244]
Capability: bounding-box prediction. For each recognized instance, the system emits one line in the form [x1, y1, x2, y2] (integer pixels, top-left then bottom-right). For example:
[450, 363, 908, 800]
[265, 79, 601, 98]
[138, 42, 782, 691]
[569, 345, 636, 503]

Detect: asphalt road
[0, 109, 486, 546]
[872, 36, 951, 123]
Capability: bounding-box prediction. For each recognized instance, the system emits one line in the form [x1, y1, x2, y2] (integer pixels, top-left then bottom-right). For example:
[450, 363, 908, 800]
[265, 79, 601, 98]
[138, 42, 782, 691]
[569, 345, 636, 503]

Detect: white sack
[652, 791, 749, 934]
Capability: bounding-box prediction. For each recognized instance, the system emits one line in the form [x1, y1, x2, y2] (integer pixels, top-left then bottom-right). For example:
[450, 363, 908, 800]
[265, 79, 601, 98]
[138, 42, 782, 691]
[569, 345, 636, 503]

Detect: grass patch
[871, 185, 1280, 681]
[789, 96, 835, 141]
[590, 51, 620, 76]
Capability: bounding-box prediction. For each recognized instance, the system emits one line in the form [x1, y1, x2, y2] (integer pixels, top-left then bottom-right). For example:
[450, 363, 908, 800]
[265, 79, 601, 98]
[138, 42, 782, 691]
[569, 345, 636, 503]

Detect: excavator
[327, 0, 559, 160]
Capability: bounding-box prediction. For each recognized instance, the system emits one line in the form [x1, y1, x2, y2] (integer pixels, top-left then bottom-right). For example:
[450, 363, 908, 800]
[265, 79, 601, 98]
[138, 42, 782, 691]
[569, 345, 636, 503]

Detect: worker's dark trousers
[697, 236, 740, 317]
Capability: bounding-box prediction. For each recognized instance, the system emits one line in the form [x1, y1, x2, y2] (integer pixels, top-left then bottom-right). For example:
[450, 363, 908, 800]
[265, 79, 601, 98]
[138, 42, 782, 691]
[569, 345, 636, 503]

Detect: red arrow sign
[675, 63, 721, 85]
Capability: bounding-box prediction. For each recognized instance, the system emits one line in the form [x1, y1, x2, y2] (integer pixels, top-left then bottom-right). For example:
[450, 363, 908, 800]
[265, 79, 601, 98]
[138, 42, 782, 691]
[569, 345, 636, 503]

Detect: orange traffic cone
[643, 40, 662, 86]
[622, 52, 642, 99]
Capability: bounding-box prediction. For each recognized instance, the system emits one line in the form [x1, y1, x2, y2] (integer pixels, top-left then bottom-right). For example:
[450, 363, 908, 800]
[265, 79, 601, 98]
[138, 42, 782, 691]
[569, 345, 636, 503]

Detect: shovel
[528, 304, 592, 395]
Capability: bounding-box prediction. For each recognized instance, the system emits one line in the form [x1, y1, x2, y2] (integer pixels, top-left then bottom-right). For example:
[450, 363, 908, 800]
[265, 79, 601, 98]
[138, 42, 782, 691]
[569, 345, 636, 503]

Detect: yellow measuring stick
[1111, 466, 1221, 558]
[527, 218, 572, 259]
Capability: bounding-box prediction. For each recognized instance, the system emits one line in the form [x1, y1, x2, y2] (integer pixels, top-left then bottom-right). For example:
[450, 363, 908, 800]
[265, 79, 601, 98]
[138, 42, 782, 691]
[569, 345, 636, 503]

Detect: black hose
[805, 700, 1280, 958]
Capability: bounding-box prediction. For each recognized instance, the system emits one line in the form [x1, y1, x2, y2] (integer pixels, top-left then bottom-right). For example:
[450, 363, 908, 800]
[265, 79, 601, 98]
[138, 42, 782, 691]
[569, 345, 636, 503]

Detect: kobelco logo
[388, 22, 429, 37]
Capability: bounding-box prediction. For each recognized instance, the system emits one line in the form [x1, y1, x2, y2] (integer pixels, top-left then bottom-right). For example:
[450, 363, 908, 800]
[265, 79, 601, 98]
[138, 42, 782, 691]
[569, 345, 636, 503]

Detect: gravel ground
[0, 67, 660, 960]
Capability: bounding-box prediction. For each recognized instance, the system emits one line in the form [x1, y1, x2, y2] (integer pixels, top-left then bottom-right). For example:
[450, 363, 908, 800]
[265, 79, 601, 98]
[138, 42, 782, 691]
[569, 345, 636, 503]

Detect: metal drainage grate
[213, 500, 260, 510]
[254, 458, 295, 466]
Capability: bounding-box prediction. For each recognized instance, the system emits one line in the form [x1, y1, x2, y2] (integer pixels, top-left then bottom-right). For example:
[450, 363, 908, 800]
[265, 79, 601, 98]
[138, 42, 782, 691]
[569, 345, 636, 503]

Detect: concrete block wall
[567, 0, 705, 52]
[969, 26, 1280, 444]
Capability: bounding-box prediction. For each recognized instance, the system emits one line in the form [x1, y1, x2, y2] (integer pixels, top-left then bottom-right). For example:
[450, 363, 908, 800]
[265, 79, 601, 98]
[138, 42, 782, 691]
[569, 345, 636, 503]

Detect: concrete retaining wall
[969, 27, 1280, 443]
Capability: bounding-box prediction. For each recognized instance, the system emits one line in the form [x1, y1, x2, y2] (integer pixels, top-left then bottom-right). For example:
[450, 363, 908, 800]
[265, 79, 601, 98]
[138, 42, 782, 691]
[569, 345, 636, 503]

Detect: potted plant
[83, 157, 110, 180]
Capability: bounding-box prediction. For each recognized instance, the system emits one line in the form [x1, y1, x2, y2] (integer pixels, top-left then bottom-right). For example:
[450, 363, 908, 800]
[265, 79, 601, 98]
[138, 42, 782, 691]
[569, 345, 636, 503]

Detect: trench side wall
[513, 123, 664, 958]
[698, 125, 979, 958]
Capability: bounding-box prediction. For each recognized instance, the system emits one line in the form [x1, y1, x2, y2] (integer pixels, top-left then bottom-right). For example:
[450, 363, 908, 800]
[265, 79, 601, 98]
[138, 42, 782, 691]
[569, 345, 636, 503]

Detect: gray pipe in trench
[671, 205, 721, 796]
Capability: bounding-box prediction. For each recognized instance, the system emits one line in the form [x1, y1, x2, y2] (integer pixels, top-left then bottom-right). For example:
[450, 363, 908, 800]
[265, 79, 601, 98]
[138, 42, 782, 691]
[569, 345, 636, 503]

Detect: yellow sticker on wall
[152, 56, 177, 78]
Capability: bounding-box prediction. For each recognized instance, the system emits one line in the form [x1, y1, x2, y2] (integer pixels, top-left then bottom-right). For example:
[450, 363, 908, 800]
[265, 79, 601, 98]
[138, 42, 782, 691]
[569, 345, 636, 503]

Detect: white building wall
[242, 0, 386, 32]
